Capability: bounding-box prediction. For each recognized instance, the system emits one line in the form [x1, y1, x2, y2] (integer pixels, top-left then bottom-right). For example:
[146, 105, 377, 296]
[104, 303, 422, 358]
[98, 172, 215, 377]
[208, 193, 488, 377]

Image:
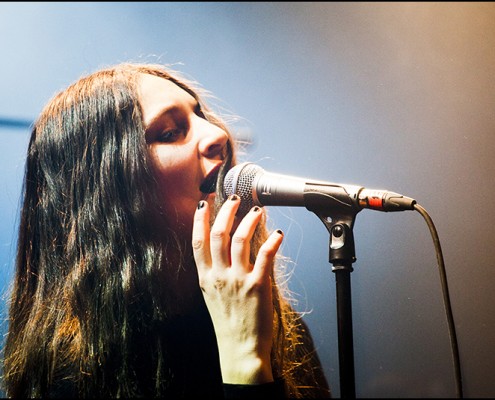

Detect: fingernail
[252, 206, 261, 212]
[276, 229, 283, 236]
[197, 200, 206, 209]
[228, 194, 239, 201]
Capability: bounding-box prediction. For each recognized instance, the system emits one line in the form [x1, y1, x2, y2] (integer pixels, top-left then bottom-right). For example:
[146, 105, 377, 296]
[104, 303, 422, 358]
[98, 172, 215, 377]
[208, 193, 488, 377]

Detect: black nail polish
[228, 194, 239, 201]
[197, 200, 206, 209]
[252, 206, 260, 212]
[276, 229, 283, 236]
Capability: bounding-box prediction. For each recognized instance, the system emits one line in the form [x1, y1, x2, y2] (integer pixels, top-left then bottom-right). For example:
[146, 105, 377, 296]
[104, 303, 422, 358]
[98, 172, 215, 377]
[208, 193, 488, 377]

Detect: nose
[196, 117, 229, 159]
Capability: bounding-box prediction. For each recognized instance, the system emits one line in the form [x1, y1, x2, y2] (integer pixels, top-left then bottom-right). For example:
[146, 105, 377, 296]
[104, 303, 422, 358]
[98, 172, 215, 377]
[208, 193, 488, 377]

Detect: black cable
[414, 203, 463, 398]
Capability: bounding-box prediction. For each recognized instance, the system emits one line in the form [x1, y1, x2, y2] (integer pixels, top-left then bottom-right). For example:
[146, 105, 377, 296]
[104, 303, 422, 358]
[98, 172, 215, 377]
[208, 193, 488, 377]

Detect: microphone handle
[253, 172, 416, 212]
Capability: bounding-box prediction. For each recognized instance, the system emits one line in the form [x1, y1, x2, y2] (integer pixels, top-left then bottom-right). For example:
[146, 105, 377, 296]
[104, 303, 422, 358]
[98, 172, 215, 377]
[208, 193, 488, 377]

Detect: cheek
[148, 147, 199, 230]
[150, 146, 194, 187]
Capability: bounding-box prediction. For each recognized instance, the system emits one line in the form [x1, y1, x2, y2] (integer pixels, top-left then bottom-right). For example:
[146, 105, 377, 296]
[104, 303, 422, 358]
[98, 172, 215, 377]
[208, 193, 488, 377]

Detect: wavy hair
[1, 63, 330, 398]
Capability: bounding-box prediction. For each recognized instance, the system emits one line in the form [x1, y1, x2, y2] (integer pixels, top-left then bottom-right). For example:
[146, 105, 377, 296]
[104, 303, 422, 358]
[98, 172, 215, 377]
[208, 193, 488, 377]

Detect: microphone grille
[223, 162, 264, 215]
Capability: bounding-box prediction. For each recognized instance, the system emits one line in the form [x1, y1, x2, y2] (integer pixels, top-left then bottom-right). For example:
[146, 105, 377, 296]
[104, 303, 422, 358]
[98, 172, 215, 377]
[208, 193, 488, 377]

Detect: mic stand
[310, 205, 358, 399]
[329, 216, 357, 399]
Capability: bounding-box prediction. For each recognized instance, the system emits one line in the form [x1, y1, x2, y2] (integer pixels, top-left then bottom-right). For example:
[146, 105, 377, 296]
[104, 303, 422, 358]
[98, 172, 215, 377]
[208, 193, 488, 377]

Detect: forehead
[137, 73, 195, 127]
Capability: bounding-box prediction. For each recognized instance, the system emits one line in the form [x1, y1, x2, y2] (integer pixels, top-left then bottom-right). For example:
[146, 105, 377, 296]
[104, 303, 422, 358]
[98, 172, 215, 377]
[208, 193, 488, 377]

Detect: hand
[192, 195, 284, 384]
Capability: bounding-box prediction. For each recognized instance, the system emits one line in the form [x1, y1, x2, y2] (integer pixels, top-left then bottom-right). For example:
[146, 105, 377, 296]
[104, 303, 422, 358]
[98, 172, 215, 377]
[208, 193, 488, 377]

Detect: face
[138, 73, 228, 239]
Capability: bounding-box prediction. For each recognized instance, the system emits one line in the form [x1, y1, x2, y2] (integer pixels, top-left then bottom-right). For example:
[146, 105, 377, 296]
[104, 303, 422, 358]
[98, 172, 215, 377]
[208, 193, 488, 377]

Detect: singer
[2, 63, 331, 398]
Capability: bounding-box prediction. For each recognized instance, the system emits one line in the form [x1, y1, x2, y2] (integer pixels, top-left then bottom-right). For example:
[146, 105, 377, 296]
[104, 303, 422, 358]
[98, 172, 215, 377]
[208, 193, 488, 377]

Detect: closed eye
[157, 127, 185, 143]
[194, 103, 206, 119]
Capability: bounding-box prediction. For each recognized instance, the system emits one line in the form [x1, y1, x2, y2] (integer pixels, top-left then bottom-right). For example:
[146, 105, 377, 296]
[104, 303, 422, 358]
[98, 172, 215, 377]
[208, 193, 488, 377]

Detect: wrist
[219, 348, 273, 384]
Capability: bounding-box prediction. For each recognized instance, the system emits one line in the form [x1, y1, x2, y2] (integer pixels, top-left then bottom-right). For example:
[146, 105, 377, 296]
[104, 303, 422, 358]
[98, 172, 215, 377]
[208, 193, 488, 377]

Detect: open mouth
[199, 164, 221, 194]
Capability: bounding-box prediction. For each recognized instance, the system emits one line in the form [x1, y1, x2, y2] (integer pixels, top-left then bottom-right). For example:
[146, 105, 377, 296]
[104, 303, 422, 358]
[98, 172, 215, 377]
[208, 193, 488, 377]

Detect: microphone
[223, 162, 417, 216]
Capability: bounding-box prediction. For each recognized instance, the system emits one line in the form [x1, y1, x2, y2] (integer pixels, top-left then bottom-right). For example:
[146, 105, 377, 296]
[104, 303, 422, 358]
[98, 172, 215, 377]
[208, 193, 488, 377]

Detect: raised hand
[192, 195, 284, 384]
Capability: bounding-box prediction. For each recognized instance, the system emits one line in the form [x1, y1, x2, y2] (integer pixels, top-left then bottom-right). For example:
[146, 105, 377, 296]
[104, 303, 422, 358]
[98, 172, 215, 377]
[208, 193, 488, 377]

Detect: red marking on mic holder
[368, 196, 383, 209]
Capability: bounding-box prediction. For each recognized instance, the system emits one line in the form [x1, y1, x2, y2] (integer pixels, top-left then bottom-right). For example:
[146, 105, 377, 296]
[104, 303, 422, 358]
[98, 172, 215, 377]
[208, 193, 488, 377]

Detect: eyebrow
[144, 105, 178, 132]
[144, 99, 200, 132]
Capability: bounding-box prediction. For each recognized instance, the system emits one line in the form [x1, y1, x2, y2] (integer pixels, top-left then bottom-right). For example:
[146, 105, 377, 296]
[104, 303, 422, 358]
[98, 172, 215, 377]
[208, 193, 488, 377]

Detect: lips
[200, 163, 222, 194]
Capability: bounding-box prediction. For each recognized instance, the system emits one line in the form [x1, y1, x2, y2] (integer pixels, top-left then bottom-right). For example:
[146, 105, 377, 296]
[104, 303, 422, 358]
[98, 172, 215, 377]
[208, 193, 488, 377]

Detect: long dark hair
[2, 63, 330, 398]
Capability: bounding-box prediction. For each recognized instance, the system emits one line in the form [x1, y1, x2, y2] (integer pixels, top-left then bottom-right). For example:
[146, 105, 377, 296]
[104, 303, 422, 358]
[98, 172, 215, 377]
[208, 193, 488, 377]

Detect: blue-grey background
[1, 2, 494, 398]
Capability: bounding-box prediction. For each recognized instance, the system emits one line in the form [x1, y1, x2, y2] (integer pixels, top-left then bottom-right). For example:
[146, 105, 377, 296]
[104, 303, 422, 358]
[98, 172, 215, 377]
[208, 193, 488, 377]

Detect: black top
[223, 378, 286, 399]
[47, 301, 328, 398]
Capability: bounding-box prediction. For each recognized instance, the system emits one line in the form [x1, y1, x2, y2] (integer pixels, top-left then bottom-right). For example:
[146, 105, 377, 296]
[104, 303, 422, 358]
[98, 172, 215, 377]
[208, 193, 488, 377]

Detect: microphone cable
[414, 203, 463, 398]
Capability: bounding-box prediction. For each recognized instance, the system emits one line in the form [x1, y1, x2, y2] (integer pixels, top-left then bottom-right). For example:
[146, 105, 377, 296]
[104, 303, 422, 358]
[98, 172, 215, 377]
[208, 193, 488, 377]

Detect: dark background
[1, 3, 494, 397]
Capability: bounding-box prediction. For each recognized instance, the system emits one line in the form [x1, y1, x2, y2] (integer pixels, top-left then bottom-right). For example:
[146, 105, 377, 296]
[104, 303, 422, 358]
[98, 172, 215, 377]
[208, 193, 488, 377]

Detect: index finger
[192, 200, 212, 272]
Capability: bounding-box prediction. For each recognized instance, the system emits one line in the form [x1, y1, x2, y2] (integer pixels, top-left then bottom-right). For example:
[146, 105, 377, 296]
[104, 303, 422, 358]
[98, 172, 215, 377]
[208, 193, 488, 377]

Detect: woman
[2, 63, 330, 398]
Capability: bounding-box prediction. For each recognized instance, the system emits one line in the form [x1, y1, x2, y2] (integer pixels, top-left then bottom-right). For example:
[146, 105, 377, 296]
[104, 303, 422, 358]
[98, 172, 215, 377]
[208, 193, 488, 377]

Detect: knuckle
[213, 278, 227, 290]
[231, 234, 248, 245]
[210, 229, 227, 241]
[198, 273, 228, 292]
[192, 237, 205, 250]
